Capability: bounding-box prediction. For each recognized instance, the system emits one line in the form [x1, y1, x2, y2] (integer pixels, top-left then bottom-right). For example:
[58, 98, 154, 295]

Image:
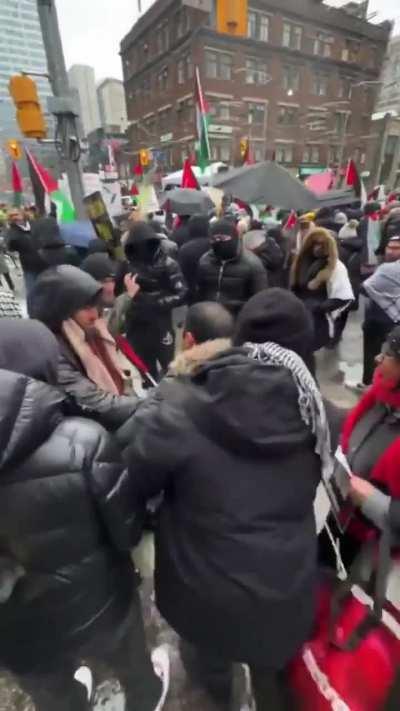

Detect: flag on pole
[194, 67, 211, 172]
[345, 159, 367, 206]
[181, 158, 200, 189]
[11, 162, 23, 208]
[25, 149, 76, 222]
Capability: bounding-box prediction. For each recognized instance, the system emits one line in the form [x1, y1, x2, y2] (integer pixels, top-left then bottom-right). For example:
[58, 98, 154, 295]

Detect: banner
[83, 191, 123, 259]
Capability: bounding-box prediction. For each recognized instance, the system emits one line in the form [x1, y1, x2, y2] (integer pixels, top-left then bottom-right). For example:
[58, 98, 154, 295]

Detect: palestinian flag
[11, 162, 23, 208]
[345, 159, 367, 206]
[194, 67, 211, 172]
[181, 158, 200, 189]
[26, 149, 76, 222]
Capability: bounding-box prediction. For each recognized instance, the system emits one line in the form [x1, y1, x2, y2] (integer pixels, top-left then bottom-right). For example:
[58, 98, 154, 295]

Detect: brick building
[120, 0, 391, 173]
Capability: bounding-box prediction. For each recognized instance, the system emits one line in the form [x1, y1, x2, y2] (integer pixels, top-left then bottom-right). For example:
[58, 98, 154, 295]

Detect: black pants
[0, 271, 14, 291]
[127, 316, 175, 381]
[18, 592, 161, 711]
[180, 641, 290, 711]
[363, 316, 395, 386]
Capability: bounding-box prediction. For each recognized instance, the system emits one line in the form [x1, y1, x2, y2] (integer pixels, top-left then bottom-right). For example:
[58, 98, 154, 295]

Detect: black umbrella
[160, 188, 214, 216]
[314, 188, 358, 209]
[213, 161, 317, 212]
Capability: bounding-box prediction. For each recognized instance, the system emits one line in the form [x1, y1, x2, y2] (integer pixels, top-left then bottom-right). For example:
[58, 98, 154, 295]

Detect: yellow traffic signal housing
[6, 139, 23, 160]
[8, 75, 47, 139]
[240, 138, 249, 158]
[139, 148, 150, 167]
[216, 0, 248, 37]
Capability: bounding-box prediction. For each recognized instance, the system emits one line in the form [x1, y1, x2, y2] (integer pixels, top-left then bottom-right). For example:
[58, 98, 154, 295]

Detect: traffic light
[240, 138, 249, 159]
[8, 75, 47, 139]
[6, 139, 23, 161]
[216, 0, 248, 37]
[139, 148, 150, 167]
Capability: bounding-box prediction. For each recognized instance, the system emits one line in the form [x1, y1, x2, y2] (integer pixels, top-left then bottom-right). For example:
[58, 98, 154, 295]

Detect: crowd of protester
[0, 191, 400, 710]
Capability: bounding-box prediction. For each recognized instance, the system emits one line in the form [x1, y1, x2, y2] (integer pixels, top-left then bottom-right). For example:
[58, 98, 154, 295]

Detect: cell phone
[324, 446, 355, 534]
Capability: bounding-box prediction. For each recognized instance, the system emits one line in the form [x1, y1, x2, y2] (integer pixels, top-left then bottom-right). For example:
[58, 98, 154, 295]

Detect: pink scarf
[62, 318, 126, 395]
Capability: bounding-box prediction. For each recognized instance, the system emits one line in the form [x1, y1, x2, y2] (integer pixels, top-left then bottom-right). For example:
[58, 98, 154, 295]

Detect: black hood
[182, 349, 310, 457]
[28, 265, 102, 331]
[0, 370, 63, 470]
[124, 222, 161, 263]
[0, 318, 60, 385]
[31, 216, 63, 248]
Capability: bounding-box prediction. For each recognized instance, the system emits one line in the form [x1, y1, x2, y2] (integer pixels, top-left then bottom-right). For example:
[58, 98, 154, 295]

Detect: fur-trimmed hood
[291, 227, 338, 291]
[169, 339, 232, 376]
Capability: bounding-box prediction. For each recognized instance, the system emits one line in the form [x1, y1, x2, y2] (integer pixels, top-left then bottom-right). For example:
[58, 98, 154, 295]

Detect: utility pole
[36, 0, 85, 218]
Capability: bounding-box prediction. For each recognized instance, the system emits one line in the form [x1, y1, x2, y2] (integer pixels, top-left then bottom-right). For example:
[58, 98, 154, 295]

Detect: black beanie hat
[81, 253, 117, 282]
[234, 288, 314, 360]
[210, 219, 239, 240]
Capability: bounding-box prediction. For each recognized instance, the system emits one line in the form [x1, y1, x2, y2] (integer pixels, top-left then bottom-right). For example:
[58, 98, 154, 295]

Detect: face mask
[212, 237, 238, 261]
[132, 240, 160, 264]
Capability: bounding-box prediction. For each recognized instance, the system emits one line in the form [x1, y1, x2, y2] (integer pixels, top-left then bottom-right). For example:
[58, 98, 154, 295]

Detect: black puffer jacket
[34, 218, 79, 271]
[5, 223, 45, 274]
[28, 266, 139, 432]
[126, 343, 321, 668]
[123, 224, 187, 324]
[0, 369, 138, 674]
[196, 248, 268, 316]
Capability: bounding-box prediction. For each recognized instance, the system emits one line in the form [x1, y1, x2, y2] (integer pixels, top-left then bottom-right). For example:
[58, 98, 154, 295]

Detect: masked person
[0, 318, 169, 711]
[195, 219, 267, 317]
[28, 265, 139, 434]
[121, 222, 187, 381]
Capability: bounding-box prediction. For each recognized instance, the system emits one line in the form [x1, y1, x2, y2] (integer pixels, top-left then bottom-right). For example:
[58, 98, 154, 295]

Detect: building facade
[68, 64, 101, 138]
[120, 0, 391, 172]
[97, 78, 128, 134]
[376, 36, 400, 117]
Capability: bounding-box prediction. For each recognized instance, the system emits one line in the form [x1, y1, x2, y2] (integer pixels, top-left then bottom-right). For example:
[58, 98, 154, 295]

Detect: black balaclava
[0, 318, 60, 385]
[210, 219, 239, 262]
[125, 222, 162, 265]
[81, 253, 117, 282]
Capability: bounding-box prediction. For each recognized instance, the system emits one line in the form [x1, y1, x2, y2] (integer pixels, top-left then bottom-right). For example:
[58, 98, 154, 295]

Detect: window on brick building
[303, 145, 320, 163]
[177, 98, 195, 124]
[211, 141, 231, 163]
[282, 22, 302, 51]
[275, 144, 294, 163]
[283, 65, 300, 93]
[338, 77, 352, 99]
[313, 32, 333, 58]
[313, 72, 329, 96]
[178, 54, 193, 84]
[205, 50, 233, 80]
[277, 106, 298, 126]
[342, 39, 361, 63]
[177, 60, 185, 85]
[157, 20, 169, 54]
[329, 145, 341, 164]
[248, 10, 270, 42]
[158, 108, 172, 133]
[248, 102, 266, 125]
[210, 102, 231, 121]
[176, 8, 189, 39]
[253, 145, 265, 162]
[157, 66, 169, 92]
[245, 57, 269, 85]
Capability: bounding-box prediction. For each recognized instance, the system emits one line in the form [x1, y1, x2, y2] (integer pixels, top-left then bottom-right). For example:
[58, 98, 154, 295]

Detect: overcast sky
[56, 0, 399, 83]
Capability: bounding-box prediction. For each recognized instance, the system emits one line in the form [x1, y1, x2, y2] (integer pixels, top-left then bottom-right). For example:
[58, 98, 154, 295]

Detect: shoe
[74, 666, 93, 702]
[152, 644, 170, 711]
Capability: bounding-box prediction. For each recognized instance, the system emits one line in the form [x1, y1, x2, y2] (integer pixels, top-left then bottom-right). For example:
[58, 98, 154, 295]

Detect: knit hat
[210, 219, 239, 240]
[81, 253, 117, 282]
[234, 288, 314, 362]
[334, 211, 348, 225]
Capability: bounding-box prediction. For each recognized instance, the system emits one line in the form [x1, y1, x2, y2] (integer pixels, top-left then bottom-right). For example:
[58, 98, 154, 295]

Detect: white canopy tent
[161, 162, 228, 190]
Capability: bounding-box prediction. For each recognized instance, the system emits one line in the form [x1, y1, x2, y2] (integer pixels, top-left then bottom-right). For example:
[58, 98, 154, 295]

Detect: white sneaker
[151, 644, 170, 711]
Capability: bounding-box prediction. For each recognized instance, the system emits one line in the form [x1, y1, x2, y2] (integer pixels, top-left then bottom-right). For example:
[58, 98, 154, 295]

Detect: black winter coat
[5, 223, 44, 274]
[126, 345, 321, 668]
[253, 237, 285, 287]
[196, 248, 268, 316]
[178, 236, 210, 302]
[0, 370, 138, 674]
[38, 243, 80, 270]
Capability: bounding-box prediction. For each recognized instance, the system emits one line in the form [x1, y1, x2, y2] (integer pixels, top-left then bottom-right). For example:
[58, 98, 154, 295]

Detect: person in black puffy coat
[121, 222, 187, 381]
[125, 294, 322, 710]
[0, 319, 165, 711]
[195, 219, 267, 316]
[178, 215, 211, 303]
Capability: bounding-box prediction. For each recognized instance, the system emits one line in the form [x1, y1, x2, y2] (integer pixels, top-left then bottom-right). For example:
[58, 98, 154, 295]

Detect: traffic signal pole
[36, 0, 85, 218]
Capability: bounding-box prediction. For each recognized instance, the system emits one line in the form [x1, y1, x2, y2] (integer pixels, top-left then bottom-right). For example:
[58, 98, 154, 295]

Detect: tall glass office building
[0, 0, 50, 99]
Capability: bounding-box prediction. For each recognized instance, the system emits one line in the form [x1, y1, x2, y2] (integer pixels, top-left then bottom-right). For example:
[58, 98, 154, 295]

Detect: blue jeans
[23, 271, 37, 298]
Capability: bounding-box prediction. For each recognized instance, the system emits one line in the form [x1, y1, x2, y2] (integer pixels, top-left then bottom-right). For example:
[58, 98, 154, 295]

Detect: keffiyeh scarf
[244, 341, 333, 484]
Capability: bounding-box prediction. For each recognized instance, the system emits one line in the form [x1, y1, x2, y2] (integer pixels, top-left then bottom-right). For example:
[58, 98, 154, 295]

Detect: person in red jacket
[341, 326, 400, 538]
